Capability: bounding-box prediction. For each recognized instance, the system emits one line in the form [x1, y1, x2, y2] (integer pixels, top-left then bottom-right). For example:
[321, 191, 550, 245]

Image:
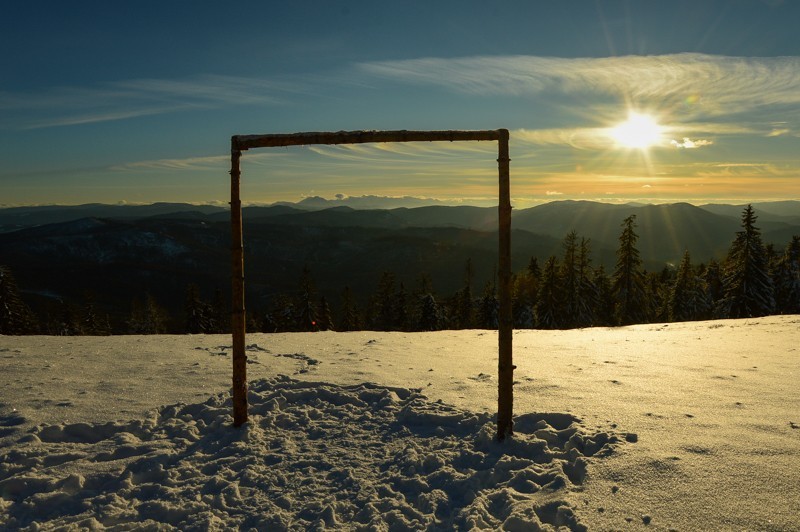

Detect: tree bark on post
[496, 129, 514, 441]
[228, 129, 512, 433]
[230, 142, 247, 427]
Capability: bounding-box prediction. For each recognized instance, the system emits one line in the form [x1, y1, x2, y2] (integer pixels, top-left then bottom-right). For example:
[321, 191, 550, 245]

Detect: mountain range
[1, 200, 797, 328]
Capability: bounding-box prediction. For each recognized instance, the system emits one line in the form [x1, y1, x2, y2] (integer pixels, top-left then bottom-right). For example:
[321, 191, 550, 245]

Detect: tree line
[2, 205, 798, 335]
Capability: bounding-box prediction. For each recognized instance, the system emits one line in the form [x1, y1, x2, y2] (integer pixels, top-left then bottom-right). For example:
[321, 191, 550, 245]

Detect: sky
[1, 0, 799, 207]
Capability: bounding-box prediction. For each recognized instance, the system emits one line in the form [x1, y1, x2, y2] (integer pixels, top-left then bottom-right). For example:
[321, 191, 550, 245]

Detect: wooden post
[228, 130, 512, 432]
[496, 129, 514, 441]
[230, 142, 247, 427]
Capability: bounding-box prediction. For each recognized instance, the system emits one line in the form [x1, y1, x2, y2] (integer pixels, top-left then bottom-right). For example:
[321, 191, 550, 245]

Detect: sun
[610, 113, 663, 149]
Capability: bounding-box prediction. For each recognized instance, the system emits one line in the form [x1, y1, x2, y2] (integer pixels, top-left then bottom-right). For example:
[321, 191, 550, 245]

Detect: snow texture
[1, 376, 625, 530]
[1, 315, 799, 530]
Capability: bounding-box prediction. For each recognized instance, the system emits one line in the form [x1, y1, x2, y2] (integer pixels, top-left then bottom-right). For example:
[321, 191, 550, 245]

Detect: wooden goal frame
[229, 129, 515, 440]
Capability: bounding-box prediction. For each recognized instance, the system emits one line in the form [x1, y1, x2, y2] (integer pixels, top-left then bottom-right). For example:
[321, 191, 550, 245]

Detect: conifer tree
[128, 292, 168, 334]
[556, 232, 597, 328]
[82, 292, 110, 335]
[339, 286, 361, 331]
[559, 231, 580, 327]
[720, 205, 775, 318]
[185, 284, 212, 333]
[592, 265, 615, 326]
[612, 215, 647, 325]
[453, 259, 475, 329]
[535, 256, 561, 329]
[56, 300, 83, 336]
[645, 268, 672, 323]
[703, 258, 724, 314]
[528, 256, 541, 281]
[246, 311, 262, 333]
[511, 257, 542, 329]
[512, 272, 535, 328]
[210, 288, 228, 334]
[297, 265, 319, 331]
[417, 293, 442, 331]
[395, 282, 410, 332]
[267, 294, 296, 332]
[372, 271, 397, 331]
[476, 281, 499, 329]
[317, 295, 334, 331]
[669, 250, 709, 322]
[773, 236, 800, 314]
[575, 237, 597, 327]
[0, 265, 37, 335]
[411, 273, 439, 331]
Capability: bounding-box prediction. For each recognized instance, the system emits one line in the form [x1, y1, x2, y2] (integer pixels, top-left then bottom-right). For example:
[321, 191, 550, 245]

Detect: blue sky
[1, 0, 799, 207]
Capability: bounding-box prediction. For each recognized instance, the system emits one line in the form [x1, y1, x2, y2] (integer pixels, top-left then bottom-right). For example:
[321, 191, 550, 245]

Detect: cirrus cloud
[358, 53, 800, 117]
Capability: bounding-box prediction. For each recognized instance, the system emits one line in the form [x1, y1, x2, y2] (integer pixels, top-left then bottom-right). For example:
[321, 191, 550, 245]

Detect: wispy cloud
[670, 138, 713, 149]
[358, 53, 800, 117]
[697, 162, 794, 178]
[1, 75, 301, 129]
[111, 154, 230, 171]
[514, 127, 612, 150]
[767, 122, 791, 137]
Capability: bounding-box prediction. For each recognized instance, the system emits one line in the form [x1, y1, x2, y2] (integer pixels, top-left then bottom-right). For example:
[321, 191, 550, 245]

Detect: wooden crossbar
[230, 128, 514, 440]
[233, 129, 503, 150]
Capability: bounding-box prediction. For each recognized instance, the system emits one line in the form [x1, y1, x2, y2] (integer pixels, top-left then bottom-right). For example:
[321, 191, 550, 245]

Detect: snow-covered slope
[1, 316, 799, 530]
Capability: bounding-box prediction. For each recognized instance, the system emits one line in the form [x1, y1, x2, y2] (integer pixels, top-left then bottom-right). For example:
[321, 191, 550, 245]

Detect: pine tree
[317, 295, 334, 331]
[511, 257, 542, 329]
[372, 271, 397, 331]
[773, 236, 800, 314]
[592, 265, 615, 326]
[246, 310, 262, 333]
[339, 286, 361, 331]
[267, 294, 296, 332]
[645, 268, 672, 323]
[575, 237, 597, 327]
[56, 300, 83, 336]
[128, 292, 169, 334]
[185, 284, 212, 333]
[535, 256, 561, 329]
[82, 292, 110, 335]
[476, 281, 499, 329]
[297, 265, 319, 331]
[0, 265, 37, 334]
[703, 258, 724, 315]
[417, 293, 442, 331]
[395, 282, 410, 332]
[453, 259, 475, 329]
[511, 271, 535, 328]
[559, 231, 580, 328]
[528, 256, 541, 280]
[719, 205, 775, 318]
[612, 215, 647, 325]
[669, 250, 709, 322]
[210, 288, 228, 334]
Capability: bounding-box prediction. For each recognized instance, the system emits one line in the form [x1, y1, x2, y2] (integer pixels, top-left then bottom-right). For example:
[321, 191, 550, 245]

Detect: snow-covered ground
[1, 316, 798, 530]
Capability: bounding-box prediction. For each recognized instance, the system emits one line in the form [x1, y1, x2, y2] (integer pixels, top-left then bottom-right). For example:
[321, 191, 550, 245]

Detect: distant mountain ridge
[3, 200, 798, 264]
[0, 202, 227, 233]
[1, 200, 797, 328]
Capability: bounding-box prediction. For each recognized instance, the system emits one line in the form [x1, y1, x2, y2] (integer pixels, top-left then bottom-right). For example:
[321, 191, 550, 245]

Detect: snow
[1, 316, 799, 530]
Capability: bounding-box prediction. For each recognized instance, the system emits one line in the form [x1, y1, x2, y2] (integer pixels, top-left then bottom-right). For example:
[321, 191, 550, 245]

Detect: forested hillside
[1, 201, 798, 334]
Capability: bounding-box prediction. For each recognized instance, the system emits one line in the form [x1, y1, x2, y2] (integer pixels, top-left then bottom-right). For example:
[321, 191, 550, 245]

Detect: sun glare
[610, 113, 663, 149]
